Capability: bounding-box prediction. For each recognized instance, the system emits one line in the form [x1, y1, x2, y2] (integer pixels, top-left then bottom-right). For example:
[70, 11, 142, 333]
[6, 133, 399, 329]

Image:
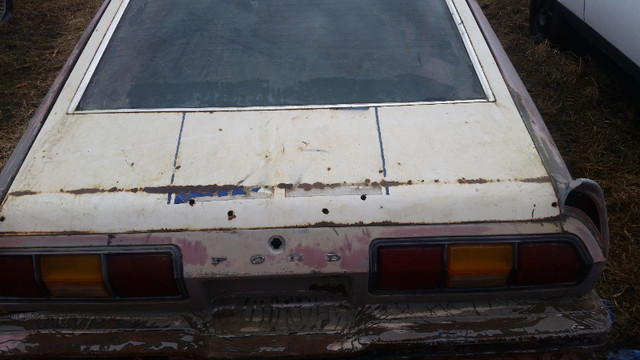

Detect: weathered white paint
[583, 0, 640, 66]
[558, 0, 640, 67]
[557, 0, 584, 18]
[0, 0, 560, 234]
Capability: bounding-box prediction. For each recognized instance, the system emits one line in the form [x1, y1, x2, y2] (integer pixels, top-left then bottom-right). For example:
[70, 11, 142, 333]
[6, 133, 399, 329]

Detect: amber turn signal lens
[40, 254, 109, 298]
[446, 244, 513, 288]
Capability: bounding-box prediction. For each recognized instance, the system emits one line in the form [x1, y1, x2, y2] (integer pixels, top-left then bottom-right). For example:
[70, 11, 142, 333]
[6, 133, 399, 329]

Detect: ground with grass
[1, 0, 639, 357]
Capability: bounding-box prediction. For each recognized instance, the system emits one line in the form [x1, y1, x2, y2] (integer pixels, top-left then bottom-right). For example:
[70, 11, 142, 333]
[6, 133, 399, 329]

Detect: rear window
[75, 0, 486, 111]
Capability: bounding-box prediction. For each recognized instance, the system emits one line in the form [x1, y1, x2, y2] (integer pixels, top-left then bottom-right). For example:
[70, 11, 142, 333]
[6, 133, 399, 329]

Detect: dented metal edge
[0, 0, 112, 206]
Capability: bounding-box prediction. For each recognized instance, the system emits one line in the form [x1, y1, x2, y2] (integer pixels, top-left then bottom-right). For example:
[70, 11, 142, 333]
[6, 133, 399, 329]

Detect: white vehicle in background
[530, 0, 640, 82]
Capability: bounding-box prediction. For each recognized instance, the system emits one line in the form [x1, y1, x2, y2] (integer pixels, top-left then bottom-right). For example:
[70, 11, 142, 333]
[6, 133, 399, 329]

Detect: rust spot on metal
[520, 176, 552, 183]
[7, 176, 553, 202]
[379, 180, 402, 187]
[306, 221, 342, 227]
[65, 188, 103, 195]
[0, 215, 564, 236]
[366, 220, 401, 226]
[298, 182, 341, 191]
[454, 176, 551, 185]
[457, 178, 488, 184]
[144, 184, 237, 194]
[8, 190, 39, 196]
[227, 210, 236, 221]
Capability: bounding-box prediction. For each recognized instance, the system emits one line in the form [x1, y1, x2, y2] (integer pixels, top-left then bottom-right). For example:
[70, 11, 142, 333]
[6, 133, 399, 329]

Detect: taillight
[372, 236, 587, 293]
[514, 242, 581, 286]
[107, 253, 179, 297]
[377, 245, 442, 290]
[0, 255, 43, 297]
[0, 247, 184, 300]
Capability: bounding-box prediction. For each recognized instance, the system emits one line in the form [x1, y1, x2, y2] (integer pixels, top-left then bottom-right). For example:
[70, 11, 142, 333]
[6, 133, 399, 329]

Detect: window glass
[77, 0, 485, 110]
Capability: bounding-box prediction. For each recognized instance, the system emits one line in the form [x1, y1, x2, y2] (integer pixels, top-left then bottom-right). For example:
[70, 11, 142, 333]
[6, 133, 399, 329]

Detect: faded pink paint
[174, 238, 208, 266]
[291, 244, 329, 269]
[0, 335, 28, 352]
[338, 233, 370, 271]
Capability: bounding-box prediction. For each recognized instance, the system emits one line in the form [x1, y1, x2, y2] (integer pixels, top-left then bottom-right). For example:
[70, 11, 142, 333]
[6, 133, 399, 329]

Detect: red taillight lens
[0, 248, 182, 300]
[374, 238, 587, 292]
[107, 253, 179, 297]
[514, 242, 582, 286]
[0, 255, 43, 297]
[377, 245, 443, 291]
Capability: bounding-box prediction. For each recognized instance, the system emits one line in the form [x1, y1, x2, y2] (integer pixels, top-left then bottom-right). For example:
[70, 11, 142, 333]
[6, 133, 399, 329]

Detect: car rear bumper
[0, 290, 610, 359]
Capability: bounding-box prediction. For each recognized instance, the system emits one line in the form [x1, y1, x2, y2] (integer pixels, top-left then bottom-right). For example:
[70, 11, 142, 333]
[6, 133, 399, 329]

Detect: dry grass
[0, 0, 102, 168]
[1, 0, 639, 357]
[478, 0, 640, 354]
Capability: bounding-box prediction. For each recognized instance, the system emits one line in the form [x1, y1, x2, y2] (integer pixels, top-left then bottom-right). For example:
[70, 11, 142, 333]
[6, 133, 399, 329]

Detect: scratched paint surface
[0, 101, 560, 233]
